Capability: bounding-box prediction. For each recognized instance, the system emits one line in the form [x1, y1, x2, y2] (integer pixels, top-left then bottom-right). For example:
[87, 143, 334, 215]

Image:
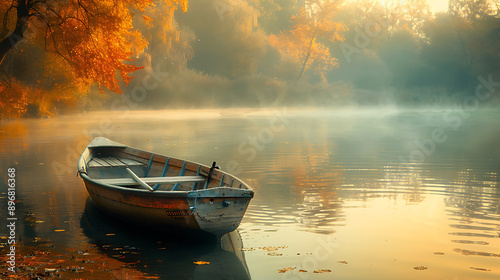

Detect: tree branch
[0, 0, 30, 65]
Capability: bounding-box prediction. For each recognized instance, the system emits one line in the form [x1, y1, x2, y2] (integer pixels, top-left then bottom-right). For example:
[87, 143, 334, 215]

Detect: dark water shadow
[80, 197, 251, 280]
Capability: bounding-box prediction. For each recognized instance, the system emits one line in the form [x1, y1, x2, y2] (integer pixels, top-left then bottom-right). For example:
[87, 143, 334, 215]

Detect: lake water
[1, 108, 499, 279]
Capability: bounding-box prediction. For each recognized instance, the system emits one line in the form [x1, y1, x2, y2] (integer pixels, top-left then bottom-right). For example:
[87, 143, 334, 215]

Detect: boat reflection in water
[80, 198, 251, 280]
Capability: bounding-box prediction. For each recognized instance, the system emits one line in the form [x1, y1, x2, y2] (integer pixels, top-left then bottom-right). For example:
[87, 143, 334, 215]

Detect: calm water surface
[1, 108, 500, 279]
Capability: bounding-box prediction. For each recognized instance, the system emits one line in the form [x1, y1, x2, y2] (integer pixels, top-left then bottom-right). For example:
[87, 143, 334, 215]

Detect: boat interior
[84, 147, 244, 192]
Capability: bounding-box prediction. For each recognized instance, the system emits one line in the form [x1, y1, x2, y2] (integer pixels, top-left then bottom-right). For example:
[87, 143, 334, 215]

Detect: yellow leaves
[268, 1, 346, 81]
[168, 0, 189, 12]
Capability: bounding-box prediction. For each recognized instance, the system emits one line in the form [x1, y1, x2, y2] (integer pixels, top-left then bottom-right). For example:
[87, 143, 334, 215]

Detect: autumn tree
[140, 0, 193, 73]
[381, 0, 404, 40]
[340, 0, 385, 29]
[0, 0, 188, 117]
[449, 0, 494, 23]
[269, 0, 346, 82]
[0, 0, 188, 93]
[402, 0, 431, 36]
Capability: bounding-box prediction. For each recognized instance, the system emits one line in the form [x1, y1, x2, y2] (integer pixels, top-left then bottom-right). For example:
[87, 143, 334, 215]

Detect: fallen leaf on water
[338, 260, 348, 264]
[278, 267, 296, 273]
[193, 261, 210, 265]
[433, 252, 444, 255]
[470, 267, 491, 271]
[313, 269, 332, 273]
[105, 233, 116, 236]
[267, 252, 283, 256]
[54, 229, 65, 232]
[298, 270, 307, 272]
[241, 248, 257, 251]
[414, 266, 427, 270]
[262, 246, 288, 252]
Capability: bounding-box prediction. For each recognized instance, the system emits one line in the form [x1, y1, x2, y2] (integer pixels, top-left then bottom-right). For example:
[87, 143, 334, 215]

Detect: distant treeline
[1, 0, 499, 118]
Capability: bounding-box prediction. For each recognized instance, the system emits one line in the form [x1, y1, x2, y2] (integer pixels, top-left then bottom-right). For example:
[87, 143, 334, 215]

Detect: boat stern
[187, 188, 254, 237]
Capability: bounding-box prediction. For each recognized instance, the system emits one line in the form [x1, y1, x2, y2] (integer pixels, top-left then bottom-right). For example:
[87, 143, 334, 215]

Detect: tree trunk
[0, 0, 30, 66]
[297, 51, 311, 81]
[297, 30, 317, 81]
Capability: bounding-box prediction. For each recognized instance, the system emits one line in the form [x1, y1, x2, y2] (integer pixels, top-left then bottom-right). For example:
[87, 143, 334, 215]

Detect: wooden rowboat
[77, 137, 254, 239]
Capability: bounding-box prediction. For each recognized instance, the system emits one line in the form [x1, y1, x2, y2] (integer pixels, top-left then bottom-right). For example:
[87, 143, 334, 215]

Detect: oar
[203, 161, 217, 189]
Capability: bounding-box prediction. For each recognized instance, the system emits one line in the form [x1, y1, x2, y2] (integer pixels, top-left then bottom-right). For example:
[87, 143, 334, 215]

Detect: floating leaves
[470, 267, 491, 272]
[338, 260, 348, 264]
[278, 267, 296, 273]
[0, 240, 154, 279]
[193, 261, 210, 265]
[453, 248, 500, 258]
[277, 267, 331, 274]
[433, 252, 445, 255]
[413, 266, 428, 270]
[452, 240, 489, 245]
[242, 246, 288, 256]
[313, 269, 332, 273]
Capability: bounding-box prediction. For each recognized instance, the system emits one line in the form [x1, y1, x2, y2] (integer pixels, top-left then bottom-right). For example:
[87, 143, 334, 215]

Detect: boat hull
[82, 174, 252, 237]
[78, 137, 254, 238]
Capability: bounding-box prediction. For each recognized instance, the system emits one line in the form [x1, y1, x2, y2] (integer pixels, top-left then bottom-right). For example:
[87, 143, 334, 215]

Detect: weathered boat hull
[78, 137, 254, 238]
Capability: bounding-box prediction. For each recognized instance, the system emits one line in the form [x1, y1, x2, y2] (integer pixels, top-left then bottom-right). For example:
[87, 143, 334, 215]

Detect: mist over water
[1, 108, 499, 279]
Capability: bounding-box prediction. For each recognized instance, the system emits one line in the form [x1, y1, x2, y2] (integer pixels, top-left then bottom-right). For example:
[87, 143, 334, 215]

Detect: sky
[427, 0, 448, 12]
[376, 0, 449, 13]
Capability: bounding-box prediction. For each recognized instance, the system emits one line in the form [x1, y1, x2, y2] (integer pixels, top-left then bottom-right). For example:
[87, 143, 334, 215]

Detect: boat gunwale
[80, 173, 253, 199]
[78, 138, 254, 196]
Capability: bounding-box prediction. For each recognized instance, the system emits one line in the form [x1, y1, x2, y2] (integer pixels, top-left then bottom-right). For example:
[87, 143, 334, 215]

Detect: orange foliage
[35, 0, 155, 94]
[0, 80, 29, 118]
[0, 0, 188, 117]
[1, 1, 188, 93]
[269, 0, 346, 81]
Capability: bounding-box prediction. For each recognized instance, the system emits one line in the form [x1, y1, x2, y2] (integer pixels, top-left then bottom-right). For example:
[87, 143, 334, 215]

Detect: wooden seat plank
[101, 157, 118, 166]
[92, 158, 111, 167]
[104, 157, 127, 166]
[117, 158, 144, 166]
[88, 160, 103, 167]
[96, 175, 206, 186]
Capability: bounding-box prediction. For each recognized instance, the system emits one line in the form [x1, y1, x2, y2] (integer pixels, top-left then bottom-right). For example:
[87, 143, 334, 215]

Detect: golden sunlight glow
[375, 0, 448, 13]
[427, 0, 448, 12]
